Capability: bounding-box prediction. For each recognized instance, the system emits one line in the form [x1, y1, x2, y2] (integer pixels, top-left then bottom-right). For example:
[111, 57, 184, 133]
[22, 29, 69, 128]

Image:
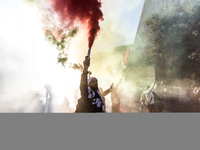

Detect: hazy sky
[0, 0, 144, 49]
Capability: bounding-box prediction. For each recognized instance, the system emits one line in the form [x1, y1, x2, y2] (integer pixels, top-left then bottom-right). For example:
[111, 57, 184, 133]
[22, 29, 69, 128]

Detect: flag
[121, 46, 131, 68]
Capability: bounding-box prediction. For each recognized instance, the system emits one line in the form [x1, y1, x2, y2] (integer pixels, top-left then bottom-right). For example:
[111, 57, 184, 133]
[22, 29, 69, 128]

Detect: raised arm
[143, 79, 157, 94]
[102, 83, 114, 97]
[193, 87, 198, 95]
[102, 78, 122, 97]
[80, 56, 90, 104]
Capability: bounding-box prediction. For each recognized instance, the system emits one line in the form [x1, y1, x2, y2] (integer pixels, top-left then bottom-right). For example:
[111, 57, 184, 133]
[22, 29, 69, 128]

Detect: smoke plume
[50, 0, 104, 49]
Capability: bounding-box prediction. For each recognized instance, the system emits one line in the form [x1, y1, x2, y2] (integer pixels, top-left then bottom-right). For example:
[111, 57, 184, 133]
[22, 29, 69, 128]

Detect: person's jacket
[80, 71, 104, 112]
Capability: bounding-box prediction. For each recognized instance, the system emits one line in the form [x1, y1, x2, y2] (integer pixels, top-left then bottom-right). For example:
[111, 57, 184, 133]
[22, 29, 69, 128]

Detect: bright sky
[0, 0, 144, 110]
[100, 0, 144, 45]
[0, 0, 144, 49]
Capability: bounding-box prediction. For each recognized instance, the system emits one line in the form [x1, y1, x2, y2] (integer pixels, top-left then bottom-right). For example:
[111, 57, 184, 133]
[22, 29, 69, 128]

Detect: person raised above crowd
[75, 56, 105, 113]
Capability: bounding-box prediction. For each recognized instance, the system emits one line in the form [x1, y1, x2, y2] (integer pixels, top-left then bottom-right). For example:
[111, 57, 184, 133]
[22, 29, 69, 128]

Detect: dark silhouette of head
[88, 77, 98, 91]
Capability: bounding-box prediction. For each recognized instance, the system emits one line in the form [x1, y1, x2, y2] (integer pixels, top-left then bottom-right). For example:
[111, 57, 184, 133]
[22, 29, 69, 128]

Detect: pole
[153, 62, 158, 86]
[87, 49, 91, 58]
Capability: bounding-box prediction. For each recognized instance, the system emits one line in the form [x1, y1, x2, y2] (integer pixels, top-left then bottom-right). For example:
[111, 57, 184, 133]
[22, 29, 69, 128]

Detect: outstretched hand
[110, 83, 114, 90]
[83, 56, 90, 68]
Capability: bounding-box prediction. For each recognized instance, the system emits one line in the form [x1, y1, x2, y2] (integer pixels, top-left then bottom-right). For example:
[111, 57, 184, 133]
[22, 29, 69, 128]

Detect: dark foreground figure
[75, 56, 105, 113]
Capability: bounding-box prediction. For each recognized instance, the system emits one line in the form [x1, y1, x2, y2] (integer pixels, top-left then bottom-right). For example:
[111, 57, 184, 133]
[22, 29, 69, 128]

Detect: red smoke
[50, 0, 104, 49]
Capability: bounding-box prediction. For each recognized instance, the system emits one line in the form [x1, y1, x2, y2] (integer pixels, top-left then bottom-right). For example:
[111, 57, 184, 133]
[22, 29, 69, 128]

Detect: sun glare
[2, 1, 83, 111]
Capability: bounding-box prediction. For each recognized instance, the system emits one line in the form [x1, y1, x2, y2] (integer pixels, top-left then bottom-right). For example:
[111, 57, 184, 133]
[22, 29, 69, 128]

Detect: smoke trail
[45, 27, 78, 66]
[45, 27, 78, 47]
[70, 63, 83, 71]
[50, 0, 104, 49]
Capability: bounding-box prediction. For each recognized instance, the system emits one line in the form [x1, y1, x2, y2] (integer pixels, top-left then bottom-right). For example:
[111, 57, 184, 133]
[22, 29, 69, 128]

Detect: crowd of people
[74, 56, 200, 113]
[159, 86, 200, 112]
[75, 56, 122, 113]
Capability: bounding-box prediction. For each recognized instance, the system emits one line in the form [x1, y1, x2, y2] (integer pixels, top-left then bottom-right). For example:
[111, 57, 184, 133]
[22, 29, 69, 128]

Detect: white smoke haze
[0, 0, 144, 112]
[0, 0, 80, 112]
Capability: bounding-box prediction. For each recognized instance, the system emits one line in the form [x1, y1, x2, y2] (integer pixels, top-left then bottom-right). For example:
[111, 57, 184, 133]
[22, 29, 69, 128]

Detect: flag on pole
[121, 45, 131, 69]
